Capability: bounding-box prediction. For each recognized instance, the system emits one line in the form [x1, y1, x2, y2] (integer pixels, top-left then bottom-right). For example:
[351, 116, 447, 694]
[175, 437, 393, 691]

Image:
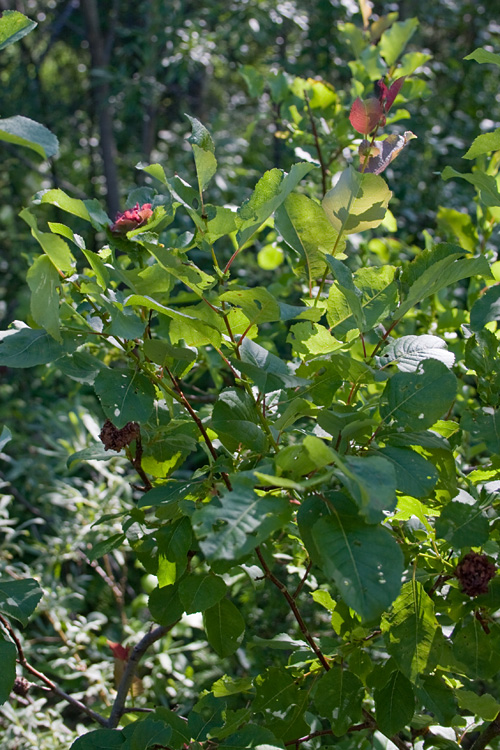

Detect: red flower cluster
[110, 202, 153, 234]
[349, 77, 405, 135]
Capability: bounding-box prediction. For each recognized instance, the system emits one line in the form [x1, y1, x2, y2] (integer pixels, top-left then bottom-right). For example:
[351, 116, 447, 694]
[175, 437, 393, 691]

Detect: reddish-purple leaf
[385, 77, 406, 112]
[349, 97, 383, 135]
[374, 79, 389, 102]
[359, 131, 416, 174]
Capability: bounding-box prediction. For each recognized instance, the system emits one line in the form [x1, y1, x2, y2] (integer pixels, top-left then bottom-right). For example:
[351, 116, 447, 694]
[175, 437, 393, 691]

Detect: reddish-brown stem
[427, 573, 453, 599]
[292, 560, 313, 600]
[132, 433, 152, 491]
[0, 614, 108, 727]
[255, 547, 330, 671]
[304, 93, 328, 197]
[164, 366, 232, 491]
[235, 322, 254, 353]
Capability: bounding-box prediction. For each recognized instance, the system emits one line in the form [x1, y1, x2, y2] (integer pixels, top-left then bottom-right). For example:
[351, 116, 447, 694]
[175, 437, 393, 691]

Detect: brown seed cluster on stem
[99, 419, 140, 452]
[455, 552, 497, 597]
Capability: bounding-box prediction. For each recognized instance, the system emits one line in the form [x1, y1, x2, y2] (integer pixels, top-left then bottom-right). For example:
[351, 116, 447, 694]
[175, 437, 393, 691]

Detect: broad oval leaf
[380, 359, 457, 430]
[311, 513, 403, 621]
[0, 10, 36, 50]
[94, 369, 155, 429]
[0, 578, 43, 626]
[379, 334, 455, 372]
[374, 669, 415, 736]
[204, 598, 245, 657]
[322, 167, 391, 236]
[0, 115, 58, 158]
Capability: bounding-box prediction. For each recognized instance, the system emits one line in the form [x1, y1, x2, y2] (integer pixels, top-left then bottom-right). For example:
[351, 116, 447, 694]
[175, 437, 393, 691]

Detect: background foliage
[2, 2, 500, 750]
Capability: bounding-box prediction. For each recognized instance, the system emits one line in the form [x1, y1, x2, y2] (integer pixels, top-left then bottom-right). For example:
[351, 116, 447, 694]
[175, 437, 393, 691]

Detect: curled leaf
[359, 131, 416, 174]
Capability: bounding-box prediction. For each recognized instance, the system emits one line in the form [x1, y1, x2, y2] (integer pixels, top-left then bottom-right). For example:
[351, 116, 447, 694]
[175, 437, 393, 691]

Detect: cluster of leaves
[4, 6, 500, 750]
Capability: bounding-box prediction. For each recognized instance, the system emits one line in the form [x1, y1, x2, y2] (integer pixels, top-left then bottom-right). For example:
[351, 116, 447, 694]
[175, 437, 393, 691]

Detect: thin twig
[284, 723, 371, 746]
[107, 623, 176, 728]
[304, 93, 328, 197]
[163, 366, 232, 491]
[255, 547, 330, 671]
[0, 614, 108, 727]
[292, 560, 313, 600]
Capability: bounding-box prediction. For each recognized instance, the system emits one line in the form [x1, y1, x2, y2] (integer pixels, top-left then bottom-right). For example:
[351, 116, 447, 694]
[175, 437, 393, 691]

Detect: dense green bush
[3, 5, 500, 750]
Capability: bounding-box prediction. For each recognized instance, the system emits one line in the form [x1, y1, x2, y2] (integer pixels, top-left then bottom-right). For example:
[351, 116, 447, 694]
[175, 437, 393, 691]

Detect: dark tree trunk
[81, 0, 120, 217]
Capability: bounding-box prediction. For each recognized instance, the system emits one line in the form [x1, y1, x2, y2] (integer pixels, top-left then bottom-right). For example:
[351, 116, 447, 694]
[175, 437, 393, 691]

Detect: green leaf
[0, 326, 82, 367]
[380, 334, 455, 372]
[0, 115, 58, 158]
[204, 598, 245, 657]
[415, 675, 458, 726]
[0, 10, 36, 50]
[236, 337, 309, 393]
[381, 581, 439, 681]
[375, 447, 438, 499]
[437, 207, 477, 252]
[435, 493, 489, 548]
[125, 295, 221, 348]
[0, 637, 16, 705]
[462, 408, 500, 453]
[442, 166, 500, 207]
[148, 708, 191, 749]
[374, 670, 414, 736]
[36, 188, 92, 221]
[81, 249, 110, 291]
[70, 730, 124, 749]
[470, 285, 500, 332]
[130, 718, 172, 750]
[67, 444, 123, 466]
[311, 512, 403, 621]
[193, 479, 292, 561]
[380, 359, 457, 430]
[88, 534, 126, 562]
[186, 116, 217, 193]
[144, 244, 215, 295]
[456, 690, 500, 721]
[325, 257, 365, 331]
[335, 454, 397, 524]
[94, 369, 155, 429]
[0, 426, 12, 452]
[287, 322, 343, 356]
[464, 128, 500, 159]
[464, 47, 500, 66]
[240, 65, 265, 97]
[237, 163, 314, 247]
[138, 480, 204, 509]
[398, 51, 433, 76]
[274, 192, 340, 291]
[327, 265, 397, 336]
[379, 18, 419, 66]
[179, 573, 227, 614]
[253, 667, 300, 713]
[314, 666, 364, 736]
[212, 388, 267, 453]
[27, 255, 61, 341]
[20, 208, 74, 273]
[156, 517, 192, 563]
[220, 287, 280, 327]
[452, 620, 500, 680]
[398, 249, 491, 318]
[322, 166, 391, 236]
[148, 583, 184, 627]
[0, 578, 43, 626]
